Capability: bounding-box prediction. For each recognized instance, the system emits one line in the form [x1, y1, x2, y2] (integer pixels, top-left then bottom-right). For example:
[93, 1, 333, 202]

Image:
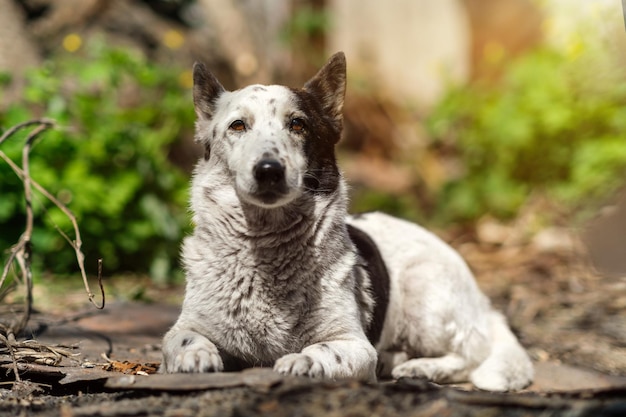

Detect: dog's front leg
[274, 338, 377, 381]
[161, 328, 224, 373]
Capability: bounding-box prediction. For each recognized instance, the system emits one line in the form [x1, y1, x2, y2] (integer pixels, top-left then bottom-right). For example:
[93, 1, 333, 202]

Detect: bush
[0, 41, 195, 281]
[426, 46, 626, 224]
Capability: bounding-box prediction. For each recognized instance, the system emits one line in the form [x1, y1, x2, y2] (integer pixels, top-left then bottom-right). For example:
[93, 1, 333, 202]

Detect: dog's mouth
[252, 189, 287, 206]
[244, 186, 299, 209]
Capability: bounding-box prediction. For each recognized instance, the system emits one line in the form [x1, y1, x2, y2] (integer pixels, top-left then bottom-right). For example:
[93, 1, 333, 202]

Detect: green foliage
[0, 41, 194, 280]
[426, 46, 626, 224]
[281, 5, 330, 41]
[279, 5, 330, 68]
[350, 186, 424, 222]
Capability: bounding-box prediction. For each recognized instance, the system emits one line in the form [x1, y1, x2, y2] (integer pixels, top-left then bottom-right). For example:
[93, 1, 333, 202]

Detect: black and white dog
[161, 53, 533, 391]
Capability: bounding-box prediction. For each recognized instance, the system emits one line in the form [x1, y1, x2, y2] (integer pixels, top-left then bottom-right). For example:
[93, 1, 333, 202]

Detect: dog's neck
[193, 181, 349, 251]
[238, 200, 313, 238]
[239, 185, 348, 248]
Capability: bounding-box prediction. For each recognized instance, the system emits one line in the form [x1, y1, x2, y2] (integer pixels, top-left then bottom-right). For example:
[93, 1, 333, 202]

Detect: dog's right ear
[193, 62, 225, 120]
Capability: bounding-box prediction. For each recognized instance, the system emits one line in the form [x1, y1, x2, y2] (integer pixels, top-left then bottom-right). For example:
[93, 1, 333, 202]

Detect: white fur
[161, 55, 533, 391]
[162, 77, 378, 381]
[348, 212, 534, 391]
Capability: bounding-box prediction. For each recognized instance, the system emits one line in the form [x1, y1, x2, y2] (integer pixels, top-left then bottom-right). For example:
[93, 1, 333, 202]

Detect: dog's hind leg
[469, 311, 534, 391]
[382, 260, 492, 385]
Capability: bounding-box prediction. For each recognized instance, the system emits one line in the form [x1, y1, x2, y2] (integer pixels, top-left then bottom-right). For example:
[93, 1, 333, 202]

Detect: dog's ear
[193, 62, 225, 120]
[304, 52, 346, 128]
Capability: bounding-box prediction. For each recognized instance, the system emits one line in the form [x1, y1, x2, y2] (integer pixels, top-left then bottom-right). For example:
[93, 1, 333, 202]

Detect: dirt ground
[1, 226, 626, 416]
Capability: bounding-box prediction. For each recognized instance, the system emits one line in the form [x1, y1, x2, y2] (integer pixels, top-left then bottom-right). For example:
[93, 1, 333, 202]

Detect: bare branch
[0, 333, 21, 382]
[0, 150, 105, 309]
[11, 123, 51, 334]
[0, 119, 54, 147]
[96, 258, 105, 309]
[0, 118, 106, 339]
[0, 240, 24, 291]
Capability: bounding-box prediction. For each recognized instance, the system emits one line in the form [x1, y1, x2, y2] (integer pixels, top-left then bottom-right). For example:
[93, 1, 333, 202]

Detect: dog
[161, 52, 534, 391]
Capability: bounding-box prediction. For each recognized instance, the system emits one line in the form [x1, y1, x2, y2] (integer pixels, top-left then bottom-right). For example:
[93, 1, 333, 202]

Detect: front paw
[162, 334, 224, 373]
[274, 353, 325, 378]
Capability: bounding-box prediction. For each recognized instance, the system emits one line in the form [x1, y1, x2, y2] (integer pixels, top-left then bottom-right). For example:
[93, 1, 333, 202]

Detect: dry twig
[0, 333, 21, 382]
[0, 119, 105, 361]
[0, 336, 79, 366]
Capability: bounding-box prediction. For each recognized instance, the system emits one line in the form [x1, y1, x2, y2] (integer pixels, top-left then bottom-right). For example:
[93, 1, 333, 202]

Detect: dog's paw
[470, 355, 534, 392]
[163, 335, 224, 373]
[391, 355, 468, 384]
[469, 367, 510, 392]
[274, 353, 325, 378]
[392, 359, 439, 380]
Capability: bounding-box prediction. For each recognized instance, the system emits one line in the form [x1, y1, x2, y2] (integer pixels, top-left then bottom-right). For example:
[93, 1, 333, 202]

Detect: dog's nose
[253, 159, 285, 186]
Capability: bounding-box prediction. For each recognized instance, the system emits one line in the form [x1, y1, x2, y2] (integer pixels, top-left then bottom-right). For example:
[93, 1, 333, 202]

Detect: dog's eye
[289, 118, 305, 133]
[229, 120, 246, 132]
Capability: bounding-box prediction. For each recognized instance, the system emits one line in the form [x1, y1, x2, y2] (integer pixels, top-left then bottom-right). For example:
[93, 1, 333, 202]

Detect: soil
[1, 227, 626, 416]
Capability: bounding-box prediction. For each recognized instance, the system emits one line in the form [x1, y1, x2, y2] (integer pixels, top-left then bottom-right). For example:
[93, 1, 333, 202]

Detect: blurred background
[1, 0, 625, 284]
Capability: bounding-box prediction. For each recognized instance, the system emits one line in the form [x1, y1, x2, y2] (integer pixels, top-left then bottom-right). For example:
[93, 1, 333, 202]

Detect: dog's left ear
[304, 52, 346, 129]
[193, 62, 226, 121]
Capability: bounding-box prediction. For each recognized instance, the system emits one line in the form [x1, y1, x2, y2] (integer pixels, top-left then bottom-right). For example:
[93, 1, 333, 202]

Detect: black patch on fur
[335, 353, 342, 364]
[290, 88, 341, 195]
[289, 53, 345, 196]
[202, 126, 218, 160]
[301, 355, 314, 369]
[347, 224, 390, 345]
[181, 338, 192, 347]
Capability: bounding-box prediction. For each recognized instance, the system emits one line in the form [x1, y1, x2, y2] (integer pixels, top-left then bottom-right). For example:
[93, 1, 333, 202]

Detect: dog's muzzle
[252, 158, 289, 204]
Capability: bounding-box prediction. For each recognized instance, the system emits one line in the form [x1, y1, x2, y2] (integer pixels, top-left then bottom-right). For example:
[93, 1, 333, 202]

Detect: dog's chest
[193, 244, 322, 362]
[224, 275, 318, 361]
[182, 198, 352, 363]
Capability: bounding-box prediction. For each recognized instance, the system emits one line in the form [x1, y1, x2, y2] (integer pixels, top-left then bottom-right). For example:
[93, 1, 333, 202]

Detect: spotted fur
[161, 53, 533, 391]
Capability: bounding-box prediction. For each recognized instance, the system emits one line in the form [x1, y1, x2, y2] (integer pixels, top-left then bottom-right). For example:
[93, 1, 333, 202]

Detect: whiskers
[303, 170, 335, 193]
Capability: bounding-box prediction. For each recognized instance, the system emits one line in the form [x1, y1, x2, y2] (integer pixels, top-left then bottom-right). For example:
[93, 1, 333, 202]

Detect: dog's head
[193, 53, 346, 209]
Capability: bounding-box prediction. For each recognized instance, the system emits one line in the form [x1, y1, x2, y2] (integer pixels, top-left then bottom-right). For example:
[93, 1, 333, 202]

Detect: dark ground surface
[2, 227, 626, 416]
[1, 370, 626, 417]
